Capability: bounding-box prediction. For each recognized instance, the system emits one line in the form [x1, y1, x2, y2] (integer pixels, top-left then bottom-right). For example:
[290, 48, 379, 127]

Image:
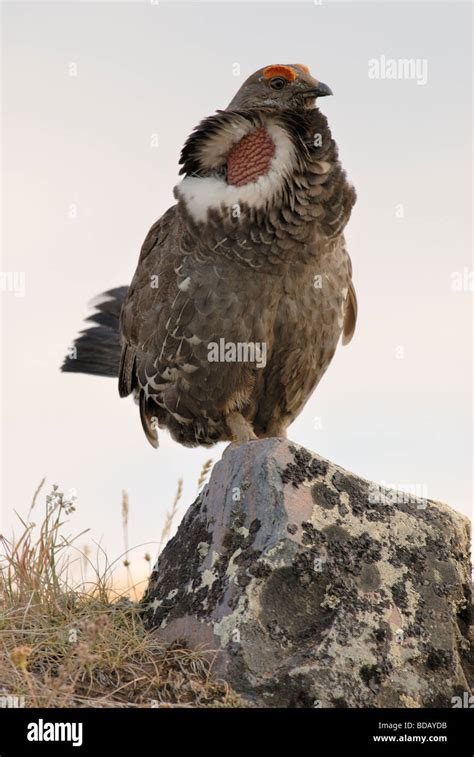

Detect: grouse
[62, 64, 357, 448]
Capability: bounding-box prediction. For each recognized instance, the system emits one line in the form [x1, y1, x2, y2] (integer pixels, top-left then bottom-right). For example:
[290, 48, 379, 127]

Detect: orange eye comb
[262, 65, 298, 82]
[295, 64, 311, 74]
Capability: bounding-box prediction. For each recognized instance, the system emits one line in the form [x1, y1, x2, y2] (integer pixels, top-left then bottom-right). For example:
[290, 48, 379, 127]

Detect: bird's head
[226, 64, 332, 112]
[175, 63, 337, 225]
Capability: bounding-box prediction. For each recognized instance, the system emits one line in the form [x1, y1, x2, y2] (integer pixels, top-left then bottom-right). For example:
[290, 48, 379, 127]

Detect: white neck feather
[174, 122, 295, 224]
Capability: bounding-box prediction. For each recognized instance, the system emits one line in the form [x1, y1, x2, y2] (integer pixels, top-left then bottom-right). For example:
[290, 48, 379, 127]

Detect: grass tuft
[0, 477, 243, 708]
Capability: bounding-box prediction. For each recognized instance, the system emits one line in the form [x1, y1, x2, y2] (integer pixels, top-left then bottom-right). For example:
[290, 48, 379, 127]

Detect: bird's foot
[225, 412, 257, 445]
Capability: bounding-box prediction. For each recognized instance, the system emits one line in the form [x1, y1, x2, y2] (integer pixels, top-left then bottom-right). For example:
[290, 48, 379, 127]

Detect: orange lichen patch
[295, 64, 311, 74]
[262, 65, 297, 82]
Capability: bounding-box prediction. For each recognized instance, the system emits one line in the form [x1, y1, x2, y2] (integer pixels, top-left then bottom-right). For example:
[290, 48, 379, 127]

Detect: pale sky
[1, 0, 472, 584]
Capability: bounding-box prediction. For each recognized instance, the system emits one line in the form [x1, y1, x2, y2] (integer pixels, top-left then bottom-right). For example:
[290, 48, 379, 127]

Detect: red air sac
[226, 128, 276, 187]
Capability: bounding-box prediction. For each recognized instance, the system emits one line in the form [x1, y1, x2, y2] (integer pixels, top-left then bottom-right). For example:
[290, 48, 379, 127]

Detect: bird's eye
[270, 77, 287, 90]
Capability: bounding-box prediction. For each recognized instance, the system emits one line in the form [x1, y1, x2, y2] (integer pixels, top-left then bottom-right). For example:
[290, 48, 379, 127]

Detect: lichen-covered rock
[141, 439, 472, 707]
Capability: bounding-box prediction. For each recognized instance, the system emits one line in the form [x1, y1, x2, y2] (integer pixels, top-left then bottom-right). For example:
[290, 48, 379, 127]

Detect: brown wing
[342, 251, 357, 346]
[119, 206, 176, 396]
[118, 207, 179, 446]
[118, 205, 279, 447]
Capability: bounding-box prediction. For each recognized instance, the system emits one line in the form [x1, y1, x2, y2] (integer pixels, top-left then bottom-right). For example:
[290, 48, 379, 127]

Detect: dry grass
[0, 475, 243, 708]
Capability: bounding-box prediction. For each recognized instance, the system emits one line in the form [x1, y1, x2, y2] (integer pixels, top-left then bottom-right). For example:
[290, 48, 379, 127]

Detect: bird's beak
[301, 82, 333, 98]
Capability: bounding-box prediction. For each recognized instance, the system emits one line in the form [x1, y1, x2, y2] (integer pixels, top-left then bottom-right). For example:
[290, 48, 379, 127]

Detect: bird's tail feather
[61, 286, 128, 378]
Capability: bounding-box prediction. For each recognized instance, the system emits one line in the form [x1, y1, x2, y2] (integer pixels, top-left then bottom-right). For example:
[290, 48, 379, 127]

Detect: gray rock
[141, 439, 472, 707]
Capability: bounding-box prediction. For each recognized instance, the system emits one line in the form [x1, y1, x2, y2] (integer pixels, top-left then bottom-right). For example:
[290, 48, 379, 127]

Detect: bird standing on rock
[62, 64, 357, 448]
